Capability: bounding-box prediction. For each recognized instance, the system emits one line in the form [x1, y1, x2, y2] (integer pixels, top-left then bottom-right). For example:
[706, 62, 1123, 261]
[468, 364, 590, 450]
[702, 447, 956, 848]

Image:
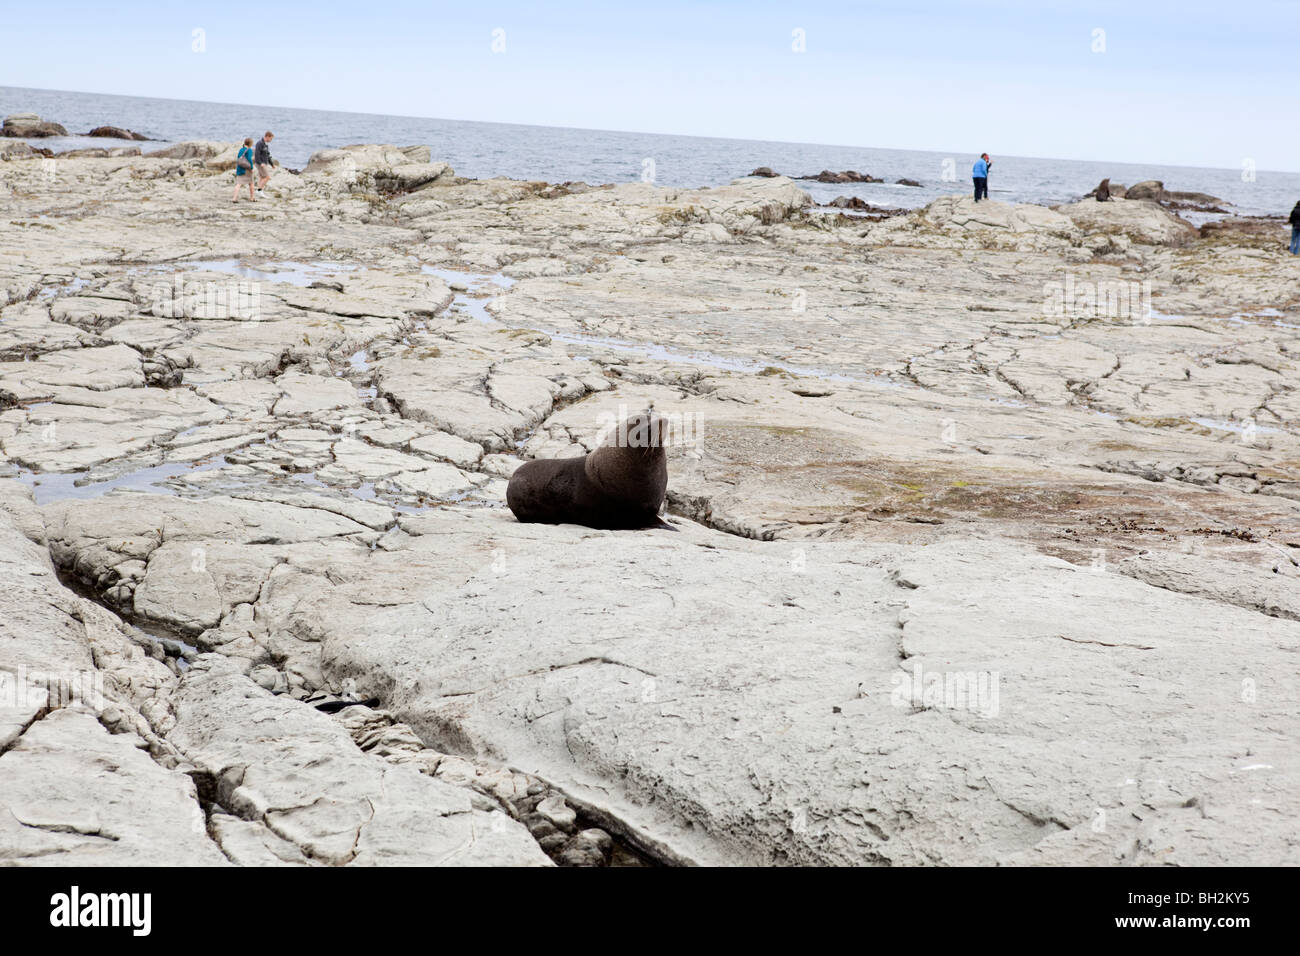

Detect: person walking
[1289, 200, 1300, 255]
[232, 137, 256, 202]
[972, 153, 991, 202]
[254, 131, 275, 194]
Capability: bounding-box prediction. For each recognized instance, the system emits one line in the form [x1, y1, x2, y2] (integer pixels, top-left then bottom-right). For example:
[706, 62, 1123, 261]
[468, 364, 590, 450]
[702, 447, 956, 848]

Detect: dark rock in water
[1, 112, 68, 138]
[1091, 177, 1227, 213]
[1126, 180, 1165, 202]
[1165, 189, 1222, 205]
[823, 196, 905, 219]
[1163, 189, 1230, 213]
[1166, 200, 1231, 214]
[895, 178, 922, 187]
[825, 196, 896, 212]
[749, 166, 778, 178]
[798, 169, 882, 184]
[86, 125, 151, 141]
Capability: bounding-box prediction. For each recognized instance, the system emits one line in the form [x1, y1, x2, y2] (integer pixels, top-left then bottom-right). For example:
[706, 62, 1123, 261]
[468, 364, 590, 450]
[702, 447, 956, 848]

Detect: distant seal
[507, 409, 670, 530]
[1096, 178, 1111, 202]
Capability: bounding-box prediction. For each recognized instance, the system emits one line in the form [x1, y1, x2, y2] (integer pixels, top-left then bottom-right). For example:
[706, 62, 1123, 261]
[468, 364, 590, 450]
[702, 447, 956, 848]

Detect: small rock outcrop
[55, 146, 143, 159]
[797, 169, 882, 184]
[1125, 180, 1164, 202]
[0, 140, 35, 160]
[1054, 196, 1198, 246]
[824, 196, 904, 218]
[1, 112, 68, 137]
[145, 141, 230, 160]
[1090, 178, 1227, 213]
[86, 125, 150, 141]
[301, 145, 455, 195]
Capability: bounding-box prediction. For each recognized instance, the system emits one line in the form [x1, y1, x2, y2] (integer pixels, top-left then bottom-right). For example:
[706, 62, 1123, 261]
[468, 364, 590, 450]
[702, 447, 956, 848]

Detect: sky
[4, 0, 1298, 171]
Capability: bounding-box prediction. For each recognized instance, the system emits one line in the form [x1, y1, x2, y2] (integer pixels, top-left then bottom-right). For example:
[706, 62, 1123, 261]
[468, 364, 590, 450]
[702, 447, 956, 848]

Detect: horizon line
[2, 82, 1296, 179]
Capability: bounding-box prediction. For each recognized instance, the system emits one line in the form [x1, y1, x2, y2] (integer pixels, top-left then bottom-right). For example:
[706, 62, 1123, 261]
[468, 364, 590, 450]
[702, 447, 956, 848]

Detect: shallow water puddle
[36, 276, 93, 299]
[1190, 417, 1283, 436]
[16, 460, 225, 505]
[139, 259, 361, 287]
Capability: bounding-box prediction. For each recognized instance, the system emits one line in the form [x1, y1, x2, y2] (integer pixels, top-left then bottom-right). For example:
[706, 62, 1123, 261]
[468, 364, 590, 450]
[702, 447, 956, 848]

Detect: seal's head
[585, 410, 669, 510]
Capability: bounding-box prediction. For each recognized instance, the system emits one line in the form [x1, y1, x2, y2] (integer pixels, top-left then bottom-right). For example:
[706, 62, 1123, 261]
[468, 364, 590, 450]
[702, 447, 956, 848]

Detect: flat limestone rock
[924, 195, 1079, 236]
[3, 143, 1299, 868]
[0, 507, 92, 676]
[168, 657, 550, 866]
[0, 709, 228, 866]
[317, 510, 1300, 867]
[1055, 197, 1198, 246]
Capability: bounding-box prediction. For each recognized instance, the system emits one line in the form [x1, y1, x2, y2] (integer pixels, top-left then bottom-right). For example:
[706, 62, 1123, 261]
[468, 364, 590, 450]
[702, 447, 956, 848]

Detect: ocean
[3, 85, 1298, 219]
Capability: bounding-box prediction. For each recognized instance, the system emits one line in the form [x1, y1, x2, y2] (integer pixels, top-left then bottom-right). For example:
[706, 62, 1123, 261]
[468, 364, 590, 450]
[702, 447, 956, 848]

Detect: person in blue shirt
[231, 137, 256, 203]
[972, 153, 991, 202]
[1289, 200, 1300, 255]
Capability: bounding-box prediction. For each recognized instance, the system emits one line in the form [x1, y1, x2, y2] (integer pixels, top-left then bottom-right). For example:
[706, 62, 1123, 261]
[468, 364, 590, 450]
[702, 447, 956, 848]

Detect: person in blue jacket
[972, 153, 991, 202]
[231, 137, 256, 203]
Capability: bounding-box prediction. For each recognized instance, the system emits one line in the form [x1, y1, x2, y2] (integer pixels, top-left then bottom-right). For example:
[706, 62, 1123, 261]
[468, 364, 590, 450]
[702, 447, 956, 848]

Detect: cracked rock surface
[1, 146, 1298, 865]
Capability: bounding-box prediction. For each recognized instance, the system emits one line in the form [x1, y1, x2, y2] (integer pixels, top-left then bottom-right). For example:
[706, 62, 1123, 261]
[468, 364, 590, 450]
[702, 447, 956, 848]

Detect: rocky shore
[1, 135, 1298, 866]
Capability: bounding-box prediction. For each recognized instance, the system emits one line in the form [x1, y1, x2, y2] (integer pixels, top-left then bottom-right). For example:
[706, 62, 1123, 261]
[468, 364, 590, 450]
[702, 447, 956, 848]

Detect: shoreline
[4, 95, 1297, 216]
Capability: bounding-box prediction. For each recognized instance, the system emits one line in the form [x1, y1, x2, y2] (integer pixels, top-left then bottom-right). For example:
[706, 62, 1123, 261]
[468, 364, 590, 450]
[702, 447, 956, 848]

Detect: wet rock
[895, 178, 922, 187]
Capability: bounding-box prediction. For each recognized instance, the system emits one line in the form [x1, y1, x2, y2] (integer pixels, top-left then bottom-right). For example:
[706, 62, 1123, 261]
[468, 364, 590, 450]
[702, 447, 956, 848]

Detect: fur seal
[1096, 178, 1111, 202]
[507, 409, 670, 529]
